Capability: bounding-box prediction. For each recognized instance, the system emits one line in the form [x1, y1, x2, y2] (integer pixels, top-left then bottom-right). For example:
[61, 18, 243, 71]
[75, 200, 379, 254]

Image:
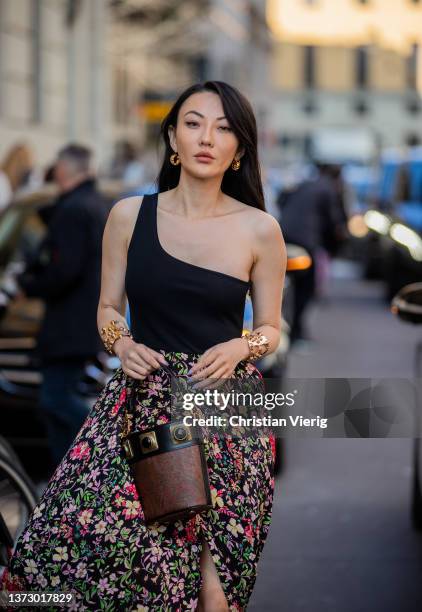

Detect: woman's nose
[199, 126, 214, 146]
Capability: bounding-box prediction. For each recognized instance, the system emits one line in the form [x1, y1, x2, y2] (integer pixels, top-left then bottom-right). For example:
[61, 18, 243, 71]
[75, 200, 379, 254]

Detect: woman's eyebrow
[184, 110, 227, 120]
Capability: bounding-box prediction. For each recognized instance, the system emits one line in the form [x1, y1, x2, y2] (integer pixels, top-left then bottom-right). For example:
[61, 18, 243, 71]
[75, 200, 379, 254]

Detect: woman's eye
[219, 126, 232, 131]
[186, 121, 198, 127]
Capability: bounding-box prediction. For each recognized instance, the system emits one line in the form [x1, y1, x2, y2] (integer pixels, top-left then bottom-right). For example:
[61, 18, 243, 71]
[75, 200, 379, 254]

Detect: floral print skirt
[1, 351, 276, 611]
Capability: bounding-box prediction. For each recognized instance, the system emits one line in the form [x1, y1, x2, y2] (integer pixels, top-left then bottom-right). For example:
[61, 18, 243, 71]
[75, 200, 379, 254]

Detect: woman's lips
[194, 155, 214, 163]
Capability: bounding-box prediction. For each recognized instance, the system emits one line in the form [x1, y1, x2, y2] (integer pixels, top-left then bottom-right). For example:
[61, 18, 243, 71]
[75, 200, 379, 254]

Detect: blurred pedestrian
[0, 143, 34, 211]
[14, 143, 112, 467]
[109, 139, 146, 190]
[277, 164, 347, 343]
[314, 164, 349, 299]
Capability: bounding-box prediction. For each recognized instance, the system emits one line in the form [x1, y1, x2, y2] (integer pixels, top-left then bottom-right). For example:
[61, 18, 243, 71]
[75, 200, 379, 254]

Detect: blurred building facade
[0, 0, 273, 172]
[0, 0, 110, 166]
[267, 0, 422, 161]
[112, 0, 274, 163]
[200, 0, 274, 161]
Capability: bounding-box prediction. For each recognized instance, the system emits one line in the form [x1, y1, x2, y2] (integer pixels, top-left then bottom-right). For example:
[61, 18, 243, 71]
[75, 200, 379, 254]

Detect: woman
[2, 81, 286, 611]
[0, 143, 34, 211]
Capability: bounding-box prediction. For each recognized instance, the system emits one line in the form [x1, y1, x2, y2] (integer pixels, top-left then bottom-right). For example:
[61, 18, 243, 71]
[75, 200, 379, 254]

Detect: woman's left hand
[187, 337, 250, 390]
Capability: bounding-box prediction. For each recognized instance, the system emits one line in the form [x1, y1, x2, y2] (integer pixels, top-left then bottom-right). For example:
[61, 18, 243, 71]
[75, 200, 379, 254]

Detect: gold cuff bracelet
[100, 320, 133, 355]
[244, 330, 270, 362]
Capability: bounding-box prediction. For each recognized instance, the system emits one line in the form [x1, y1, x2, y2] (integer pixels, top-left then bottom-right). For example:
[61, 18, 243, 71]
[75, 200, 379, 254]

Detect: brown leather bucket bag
[121, 364, 213, 525]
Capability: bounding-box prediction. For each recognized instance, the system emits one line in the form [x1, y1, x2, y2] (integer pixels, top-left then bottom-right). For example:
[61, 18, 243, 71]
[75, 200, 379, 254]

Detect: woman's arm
[242, 212, 287, 358]
[97, 196, 136, 337]
[97, 196, 168, 378]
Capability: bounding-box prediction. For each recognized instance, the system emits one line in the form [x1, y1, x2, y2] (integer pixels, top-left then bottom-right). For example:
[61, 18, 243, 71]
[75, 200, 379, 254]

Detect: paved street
[249, 261, 422, 612]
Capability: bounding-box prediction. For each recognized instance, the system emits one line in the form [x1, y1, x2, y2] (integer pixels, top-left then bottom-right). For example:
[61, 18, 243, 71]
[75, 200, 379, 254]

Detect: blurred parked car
[391, 282, 422, 530]
[350, 148, 422, 300]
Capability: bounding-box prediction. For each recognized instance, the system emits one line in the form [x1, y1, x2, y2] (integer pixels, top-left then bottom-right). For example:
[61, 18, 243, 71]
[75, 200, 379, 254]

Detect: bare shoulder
[104, 195, 148, 253]
[108, 195, 144, 226]
[227, 195, 284, 244]
[253, 209, 284, 244]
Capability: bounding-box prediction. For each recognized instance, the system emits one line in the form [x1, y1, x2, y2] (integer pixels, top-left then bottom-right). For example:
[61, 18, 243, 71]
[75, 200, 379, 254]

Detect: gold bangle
[100, 319, 133, 355]
[244, 330, 270, 362]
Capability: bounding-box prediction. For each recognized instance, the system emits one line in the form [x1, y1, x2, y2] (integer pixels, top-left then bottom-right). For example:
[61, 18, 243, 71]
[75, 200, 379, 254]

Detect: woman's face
[168, 91, 244, 178]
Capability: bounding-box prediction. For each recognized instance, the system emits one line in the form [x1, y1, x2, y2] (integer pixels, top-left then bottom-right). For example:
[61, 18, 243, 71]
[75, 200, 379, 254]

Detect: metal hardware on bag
[121, 368, 217, 447]
[139, 431, 159, 454]
[123, 439, 134, 460]
[170, 423, 192, 444]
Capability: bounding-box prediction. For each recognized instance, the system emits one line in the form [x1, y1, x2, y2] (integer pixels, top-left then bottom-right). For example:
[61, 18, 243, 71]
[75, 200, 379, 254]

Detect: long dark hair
[155, 81, 265, 211]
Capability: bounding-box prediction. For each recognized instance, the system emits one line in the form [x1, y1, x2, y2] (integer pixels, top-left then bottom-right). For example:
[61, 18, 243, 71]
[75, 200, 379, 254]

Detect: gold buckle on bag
[138, 431, 159, 454]
[170, 422, 192, 444]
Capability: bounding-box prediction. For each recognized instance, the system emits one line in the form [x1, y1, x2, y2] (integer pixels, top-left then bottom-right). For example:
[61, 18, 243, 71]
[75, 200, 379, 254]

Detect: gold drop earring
[170, 152, 180, 166]
[231, 158, 241, 171]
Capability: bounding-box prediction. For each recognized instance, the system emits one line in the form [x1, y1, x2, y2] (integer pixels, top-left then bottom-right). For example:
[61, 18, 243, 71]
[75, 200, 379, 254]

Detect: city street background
[1, 1, 422, 610]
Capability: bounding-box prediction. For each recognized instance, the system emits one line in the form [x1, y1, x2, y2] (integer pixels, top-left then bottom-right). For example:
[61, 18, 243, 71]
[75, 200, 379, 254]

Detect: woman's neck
[169, 174, 226, 219]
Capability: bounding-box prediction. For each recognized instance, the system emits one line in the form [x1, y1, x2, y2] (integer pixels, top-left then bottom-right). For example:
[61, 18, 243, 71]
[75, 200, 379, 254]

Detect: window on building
[303, 98, 318, 114]
[192, 55, 208, 82]
[113, 66, 130, 125]
[31, 0, 42, 123]
[222, 60, 235, 83]
[353, 98, 370, 115]
[407, 43, 419, 89]
[355, 46, 369, 88]
[406, 133, 421, 146]
[406, 96, 421, 114]
[304, 45, 315, 89]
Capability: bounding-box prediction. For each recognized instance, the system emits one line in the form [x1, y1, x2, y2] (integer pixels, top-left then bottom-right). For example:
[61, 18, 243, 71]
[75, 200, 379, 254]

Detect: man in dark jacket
[277, 165, 347, 344]
[15, 144, 111, 467]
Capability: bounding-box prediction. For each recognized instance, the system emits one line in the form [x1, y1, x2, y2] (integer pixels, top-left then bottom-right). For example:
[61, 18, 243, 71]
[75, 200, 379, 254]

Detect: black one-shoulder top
[125, 192, 251, 354]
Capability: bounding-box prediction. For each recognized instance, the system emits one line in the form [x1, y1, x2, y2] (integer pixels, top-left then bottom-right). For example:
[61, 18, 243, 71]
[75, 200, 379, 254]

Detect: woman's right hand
[113, 337, 169, 380]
